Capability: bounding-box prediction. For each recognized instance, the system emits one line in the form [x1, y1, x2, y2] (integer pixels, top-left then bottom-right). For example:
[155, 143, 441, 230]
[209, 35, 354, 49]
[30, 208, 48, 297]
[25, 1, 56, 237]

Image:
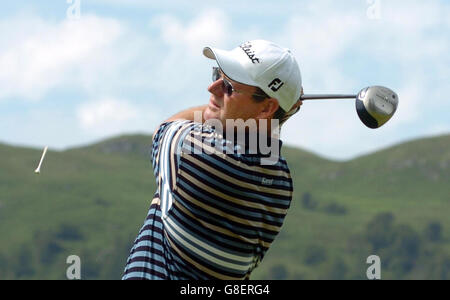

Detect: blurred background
[0, 0, 449, 279]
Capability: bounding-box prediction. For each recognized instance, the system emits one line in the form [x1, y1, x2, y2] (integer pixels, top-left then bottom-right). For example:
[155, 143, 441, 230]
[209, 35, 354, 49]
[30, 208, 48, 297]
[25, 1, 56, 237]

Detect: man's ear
[257, 98, 279, 120]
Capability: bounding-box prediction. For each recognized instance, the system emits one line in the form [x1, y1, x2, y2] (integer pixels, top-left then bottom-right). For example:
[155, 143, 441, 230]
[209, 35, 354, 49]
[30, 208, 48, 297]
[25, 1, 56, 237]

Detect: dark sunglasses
[212, 67, 268, 98]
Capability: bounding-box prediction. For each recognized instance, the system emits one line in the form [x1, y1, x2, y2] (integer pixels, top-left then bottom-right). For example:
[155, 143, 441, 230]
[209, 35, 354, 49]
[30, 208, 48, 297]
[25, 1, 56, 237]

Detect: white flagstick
[35, 146, 49, 174]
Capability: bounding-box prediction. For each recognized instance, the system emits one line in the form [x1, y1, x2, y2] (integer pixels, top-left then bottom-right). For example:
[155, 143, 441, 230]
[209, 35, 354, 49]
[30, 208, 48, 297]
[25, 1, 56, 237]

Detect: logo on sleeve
[268, 78, 284, 92]
[262, 178, 273, 185]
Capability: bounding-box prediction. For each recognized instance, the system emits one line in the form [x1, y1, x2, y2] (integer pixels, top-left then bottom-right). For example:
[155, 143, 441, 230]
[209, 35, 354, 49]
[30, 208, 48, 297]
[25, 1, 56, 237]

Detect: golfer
[122, 40, 303, 280]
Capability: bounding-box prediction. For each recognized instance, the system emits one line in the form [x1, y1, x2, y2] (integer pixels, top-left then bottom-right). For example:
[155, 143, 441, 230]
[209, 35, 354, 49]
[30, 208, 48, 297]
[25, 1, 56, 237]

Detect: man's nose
[208, 79, 224, 96]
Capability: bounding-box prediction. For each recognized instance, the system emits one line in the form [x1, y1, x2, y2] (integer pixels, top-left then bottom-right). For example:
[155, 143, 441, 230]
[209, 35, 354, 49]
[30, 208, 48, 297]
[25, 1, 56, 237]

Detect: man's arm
[153, 105, 208, 138]
[163, 105, 208, 124]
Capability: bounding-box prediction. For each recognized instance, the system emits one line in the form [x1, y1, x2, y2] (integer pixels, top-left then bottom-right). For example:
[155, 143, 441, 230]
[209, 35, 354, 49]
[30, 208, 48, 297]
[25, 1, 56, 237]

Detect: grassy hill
[0, 134, 449, 280]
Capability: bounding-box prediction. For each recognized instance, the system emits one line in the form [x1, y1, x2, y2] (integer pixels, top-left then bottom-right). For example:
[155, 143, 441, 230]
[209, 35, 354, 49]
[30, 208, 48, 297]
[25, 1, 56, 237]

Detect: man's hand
[279, 88, 304, 126]
[162, 105, 208, 124]
[289, 99, 303, 111]
[288, 87, 304, 114]
[153, 105, 208, 138]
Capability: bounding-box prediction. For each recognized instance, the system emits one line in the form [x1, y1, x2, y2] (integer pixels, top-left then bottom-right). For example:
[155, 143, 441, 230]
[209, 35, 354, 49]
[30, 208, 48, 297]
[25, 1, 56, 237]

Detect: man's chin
[204, 107, 219, 121]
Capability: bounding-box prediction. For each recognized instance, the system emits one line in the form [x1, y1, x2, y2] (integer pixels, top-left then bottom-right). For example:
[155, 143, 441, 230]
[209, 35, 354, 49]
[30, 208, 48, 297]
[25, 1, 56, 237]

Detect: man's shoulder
[155, 121, 291, 172]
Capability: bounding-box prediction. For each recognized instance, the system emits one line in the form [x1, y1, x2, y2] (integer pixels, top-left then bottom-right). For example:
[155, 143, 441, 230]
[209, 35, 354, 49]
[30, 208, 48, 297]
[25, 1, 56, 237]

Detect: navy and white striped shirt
[123, 120, 293, 280]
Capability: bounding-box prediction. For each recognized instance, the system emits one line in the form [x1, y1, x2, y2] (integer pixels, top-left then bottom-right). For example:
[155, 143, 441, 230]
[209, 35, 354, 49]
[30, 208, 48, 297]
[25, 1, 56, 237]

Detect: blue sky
[0, 0, 449, 160]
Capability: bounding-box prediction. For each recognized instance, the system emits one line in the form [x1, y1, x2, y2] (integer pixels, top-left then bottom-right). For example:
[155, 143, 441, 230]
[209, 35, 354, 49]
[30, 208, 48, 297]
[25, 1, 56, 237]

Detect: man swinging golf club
[122, 40, 303, 280]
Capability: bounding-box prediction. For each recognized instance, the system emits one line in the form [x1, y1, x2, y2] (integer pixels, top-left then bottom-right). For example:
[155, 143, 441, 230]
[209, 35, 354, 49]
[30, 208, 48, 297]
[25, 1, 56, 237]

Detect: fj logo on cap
[269, 78, 284, 92]
[240, 42, 260, 64]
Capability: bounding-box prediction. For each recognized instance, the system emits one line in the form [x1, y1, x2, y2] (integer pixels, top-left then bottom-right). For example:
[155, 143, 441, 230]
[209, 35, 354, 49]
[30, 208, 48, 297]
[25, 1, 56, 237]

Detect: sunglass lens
[223, 79, 233, 96]
[212, 67, 220, 82]
[212, 67, 232, 96]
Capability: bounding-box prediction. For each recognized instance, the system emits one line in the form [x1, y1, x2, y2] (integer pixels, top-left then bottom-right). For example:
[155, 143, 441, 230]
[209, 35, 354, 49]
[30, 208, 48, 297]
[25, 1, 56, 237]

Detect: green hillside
[0, 134, 449, 280]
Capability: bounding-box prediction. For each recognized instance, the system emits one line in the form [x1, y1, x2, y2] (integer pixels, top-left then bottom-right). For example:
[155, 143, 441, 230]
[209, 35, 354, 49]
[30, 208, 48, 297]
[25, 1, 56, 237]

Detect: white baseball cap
[203, 40, 302, 112]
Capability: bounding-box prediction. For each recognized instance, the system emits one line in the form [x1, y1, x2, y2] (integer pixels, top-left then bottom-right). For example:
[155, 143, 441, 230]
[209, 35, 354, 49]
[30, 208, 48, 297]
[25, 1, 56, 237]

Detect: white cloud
[151, 9, 229, 55]
[77, 98, 139, 134]
[0, 14, 126, 101]
[279, 8, 363, 94]
[144, 8, 232, 103]
[393, 84, 422, 124]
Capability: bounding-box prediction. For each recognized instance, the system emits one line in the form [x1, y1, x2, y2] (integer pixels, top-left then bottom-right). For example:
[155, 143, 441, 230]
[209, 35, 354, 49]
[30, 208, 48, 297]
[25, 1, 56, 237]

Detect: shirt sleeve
[151, 120, 197, 218]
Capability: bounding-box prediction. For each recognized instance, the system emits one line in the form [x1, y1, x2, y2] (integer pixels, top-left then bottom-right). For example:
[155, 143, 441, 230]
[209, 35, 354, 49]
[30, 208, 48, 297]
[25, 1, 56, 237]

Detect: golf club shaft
[301, 94, 356, 100]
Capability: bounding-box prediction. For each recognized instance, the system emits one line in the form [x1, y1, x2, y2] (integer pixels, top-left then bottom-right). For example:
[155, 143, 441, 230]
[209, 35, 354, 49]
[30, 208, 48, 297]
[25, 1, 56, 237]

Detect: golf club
[300, 86, 399, 129]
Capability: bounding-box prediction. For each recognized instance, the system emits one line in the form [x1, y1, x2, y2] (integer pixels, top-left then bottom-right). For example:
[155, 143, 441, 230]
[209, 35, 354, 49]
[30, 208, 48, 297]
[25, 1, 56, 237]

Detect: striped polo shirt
[122, 120, 293, 280]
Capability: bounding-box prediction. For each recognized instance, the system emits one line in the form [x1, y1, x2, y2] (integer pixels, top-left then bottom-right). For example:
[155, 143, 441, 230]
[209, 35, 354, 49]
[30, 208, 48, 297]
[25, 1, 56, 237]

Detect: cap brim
[203, 46, 257, 87]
